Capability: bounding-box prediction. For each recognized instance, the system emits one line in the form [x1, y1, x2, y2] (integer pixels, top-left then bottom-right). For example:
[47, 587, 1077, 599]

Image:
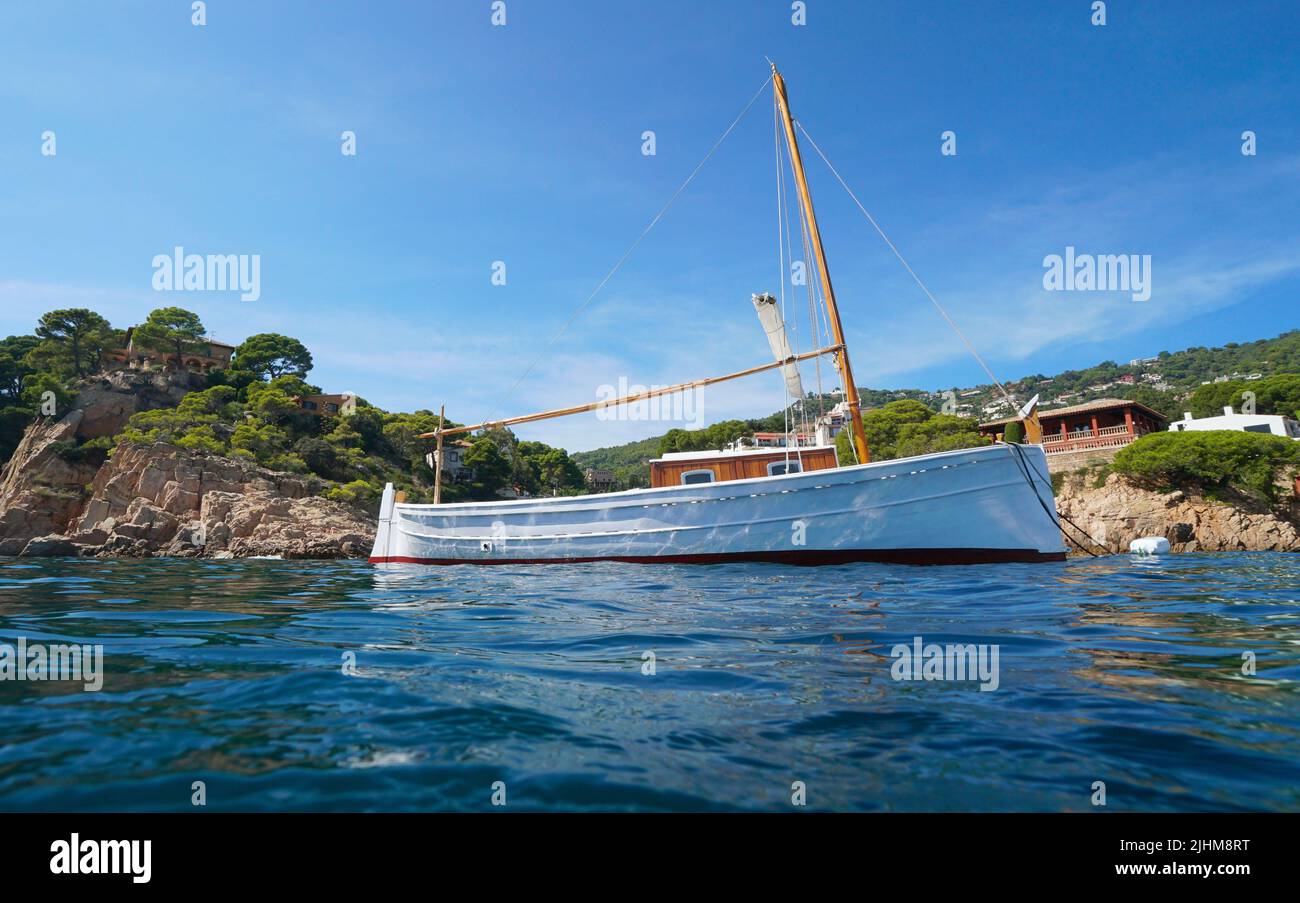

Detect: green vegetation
[1112, 431, 1300, 503]
[0, 306, 590, 511]
[857, 399, 990, 460]
[0, 327, 87, 462]
[1150, 332, 1300, 386]
[232, 333, 313, 380]
[660, 420, 753, 454]
[132, 306, 207, 365]
[112, 377, 590, 508]
[1184, 374, 1300, 420]
[569, 434, 660, 490]
[31, 309, 119, 379]
[1111, 384, 1183, 420]
[1002, 420, 1024, 444]
[1021, 331, 1300, 399]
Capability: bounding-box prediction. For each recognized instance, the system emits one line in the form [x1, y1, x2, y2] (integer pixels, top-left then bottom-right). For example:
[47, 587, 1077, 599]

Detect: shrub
[1002, 420, 1024, 444]
[829, 401, 989, 463]
[1112, 430, 1300, 502]
[1187, 374, 1300, 420]
[173, 427, 226, 455]
[322, 479, 383, 509]
[49, 439, 109, 467]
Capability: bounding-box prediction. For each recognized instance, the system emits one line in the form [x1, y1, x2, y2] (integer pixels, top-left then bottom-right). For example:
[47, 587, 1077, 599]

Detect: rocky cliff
[0, 371, 374, 559]
[1054, 470, 1300, 554]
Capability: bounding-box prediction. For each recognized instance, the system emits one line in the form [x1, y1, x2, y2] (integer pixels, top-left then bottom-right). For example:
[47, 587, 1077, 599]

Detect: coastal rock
[0, 367, 377, 560]
[20, 535, 81, 558]
[0, 370, 205, 546]
[67, 442, 375, 559]
[0, 410, 100, 542]
[1055, 472, 1300, 554]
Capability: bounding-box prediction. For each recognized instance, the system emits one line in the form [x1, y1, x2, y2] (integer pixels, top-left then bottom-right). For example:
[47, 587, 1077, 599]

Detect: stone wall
[1044, 445, 1124, 475]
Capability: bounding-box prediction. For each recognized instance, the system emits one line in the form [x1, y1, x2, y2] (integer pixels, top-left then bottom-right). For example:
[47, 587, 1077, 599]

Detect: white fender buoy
[1129, 536, 1171, 556]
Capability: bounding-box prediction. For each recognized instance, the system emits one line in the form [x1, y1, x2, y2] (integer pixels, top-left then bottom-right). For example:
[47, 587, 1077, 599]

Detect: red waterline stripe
[369, 548, 1067, 567]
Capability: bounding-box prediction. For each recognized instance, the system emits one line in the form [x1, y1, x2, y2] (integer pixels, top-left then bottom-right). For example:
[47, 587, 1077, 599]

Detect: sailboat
[370, 64, 1067, 566]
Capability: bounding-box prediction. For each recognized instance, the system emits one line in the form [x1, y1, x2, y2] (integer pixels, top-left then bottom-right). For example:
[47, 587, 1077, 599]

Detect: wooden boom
[417, 344, 844, 439]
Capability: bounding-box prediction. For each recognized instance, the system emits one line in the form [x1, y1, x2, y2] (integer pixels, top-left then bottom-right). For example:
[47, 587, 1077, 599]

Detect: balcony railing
[1041, 424, 1151, 455]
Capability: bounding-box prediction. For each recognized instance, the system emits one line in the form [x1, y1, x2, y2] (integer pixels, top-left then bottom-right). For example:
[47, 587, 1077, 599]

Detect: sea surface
[0, 553, 1297, 812]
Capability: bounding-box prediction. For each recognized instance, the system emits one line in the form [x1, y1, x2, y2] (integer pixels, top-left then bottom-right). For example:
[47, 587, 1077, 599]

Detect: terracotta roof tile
[979, 397, 1168, 429]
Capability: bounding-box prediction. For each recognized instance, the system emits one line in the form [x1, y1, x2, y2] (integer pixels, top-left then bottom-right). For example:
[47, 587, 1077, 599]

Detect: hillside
[573, 328, 1300, 476]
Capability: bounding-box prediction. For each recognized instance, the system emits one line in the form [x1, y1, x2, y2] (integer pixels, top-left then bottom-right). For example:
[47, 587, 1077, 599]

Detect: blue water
[0, 553, 1297, 811]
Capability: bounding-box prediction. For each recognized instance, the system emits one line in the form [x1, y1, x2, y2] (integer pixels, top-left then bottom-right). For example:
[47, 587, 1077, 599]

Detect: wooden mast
[771, 62, 871, 464]
[433, 404, 445, 503]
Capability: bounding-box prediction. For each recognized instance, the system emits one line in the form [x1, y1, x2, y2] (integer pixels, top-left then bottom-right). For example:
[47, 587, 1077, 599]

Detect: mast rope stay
[793, 120, 1019, 412]
[791, 116, 1107, 554]
[493, 74, 776, 418]
[772, 86, 809, 471]
[773, 84, 793, 469]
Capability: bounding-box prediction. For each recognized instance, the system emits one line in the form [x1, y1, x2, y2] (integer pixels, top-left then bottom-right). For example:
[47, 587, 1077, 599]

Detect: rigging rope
[793, 121, 1020, 413]
[494, 74, 776, 417]
[773, 88, 794, 468]
[793, 117, 1107, 551]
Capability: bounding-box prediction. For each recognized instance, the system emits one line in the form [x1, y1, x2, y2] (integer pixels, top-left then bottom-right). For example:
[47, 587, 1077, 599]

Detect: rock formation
[0, 370, 374, 559]
[0, 369, 199, 552]
[1054, 470, 1300, 554]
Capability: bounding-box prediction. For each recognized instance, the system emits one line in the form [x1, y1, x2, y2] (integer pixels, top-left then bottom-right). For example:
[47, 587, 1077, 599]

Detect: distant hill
[571, 435, 661, 475]
[572, 328, 1300, 471]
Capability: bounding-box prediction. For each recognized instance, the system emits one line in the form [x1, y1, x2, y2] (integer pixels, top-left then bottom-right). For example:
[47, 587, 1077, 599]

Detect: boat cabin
[648, 445, 839, 488]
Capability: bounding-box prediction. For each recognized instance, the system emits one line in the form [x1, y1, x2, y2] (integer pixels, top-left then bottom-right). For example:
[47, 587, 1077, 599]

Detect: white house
[814, 400, 851, 446]
[426, 439, 474, 481]
[1169, 407, 1300, 439]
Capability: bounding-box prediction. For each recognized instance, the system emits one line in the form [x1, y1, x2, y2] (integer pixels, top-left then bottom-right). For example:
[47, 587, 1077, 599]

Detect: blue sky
[2, 0, 1297, 451]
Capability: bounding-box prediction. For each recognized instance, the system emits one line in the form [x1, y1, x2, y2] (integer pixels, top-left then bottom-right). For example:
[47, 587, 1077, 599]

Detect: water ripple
[0, 553, 1297, 811]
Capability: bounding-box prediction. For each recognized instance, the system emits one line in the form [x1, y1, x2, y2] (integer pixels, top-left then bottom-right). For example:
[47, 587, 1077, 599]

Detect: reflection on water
[0, 552, 1297, 811]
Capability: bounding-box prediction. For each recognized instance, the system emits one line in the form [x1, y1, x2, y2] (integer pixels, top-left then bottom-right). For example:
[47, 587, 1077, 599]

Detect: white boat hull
[370, 443, 1067, 566]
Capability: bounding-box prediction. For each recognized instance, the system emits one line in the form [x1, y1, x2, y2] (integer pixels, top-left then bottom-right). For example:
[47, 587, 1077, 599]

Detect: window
[326, 403, 339, 412]
[680, 469, 715, 485]
[1243, 423, 1273, 434]
[302, 400, 318, 410]
[767, 460, 802, 476]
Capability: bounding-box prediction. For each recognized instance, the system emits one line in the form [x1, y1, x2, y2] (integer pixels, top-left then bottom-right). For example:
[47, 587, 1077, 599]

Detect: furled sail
[751, 292, 805, 402]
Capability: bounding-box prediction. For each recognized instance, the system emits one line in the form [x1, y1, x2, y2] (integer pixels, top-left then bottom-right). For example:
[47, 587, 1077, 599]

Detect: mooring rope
[1006, 442, 1108, 557]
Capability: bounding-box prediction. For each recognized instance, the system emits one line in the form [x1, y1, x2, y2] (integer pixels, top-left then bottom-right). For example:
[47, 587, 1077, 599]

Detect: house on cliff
[979, 398, 1168, 472]
[103, 327, 236, 373]
[293, 393, 356, 417]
